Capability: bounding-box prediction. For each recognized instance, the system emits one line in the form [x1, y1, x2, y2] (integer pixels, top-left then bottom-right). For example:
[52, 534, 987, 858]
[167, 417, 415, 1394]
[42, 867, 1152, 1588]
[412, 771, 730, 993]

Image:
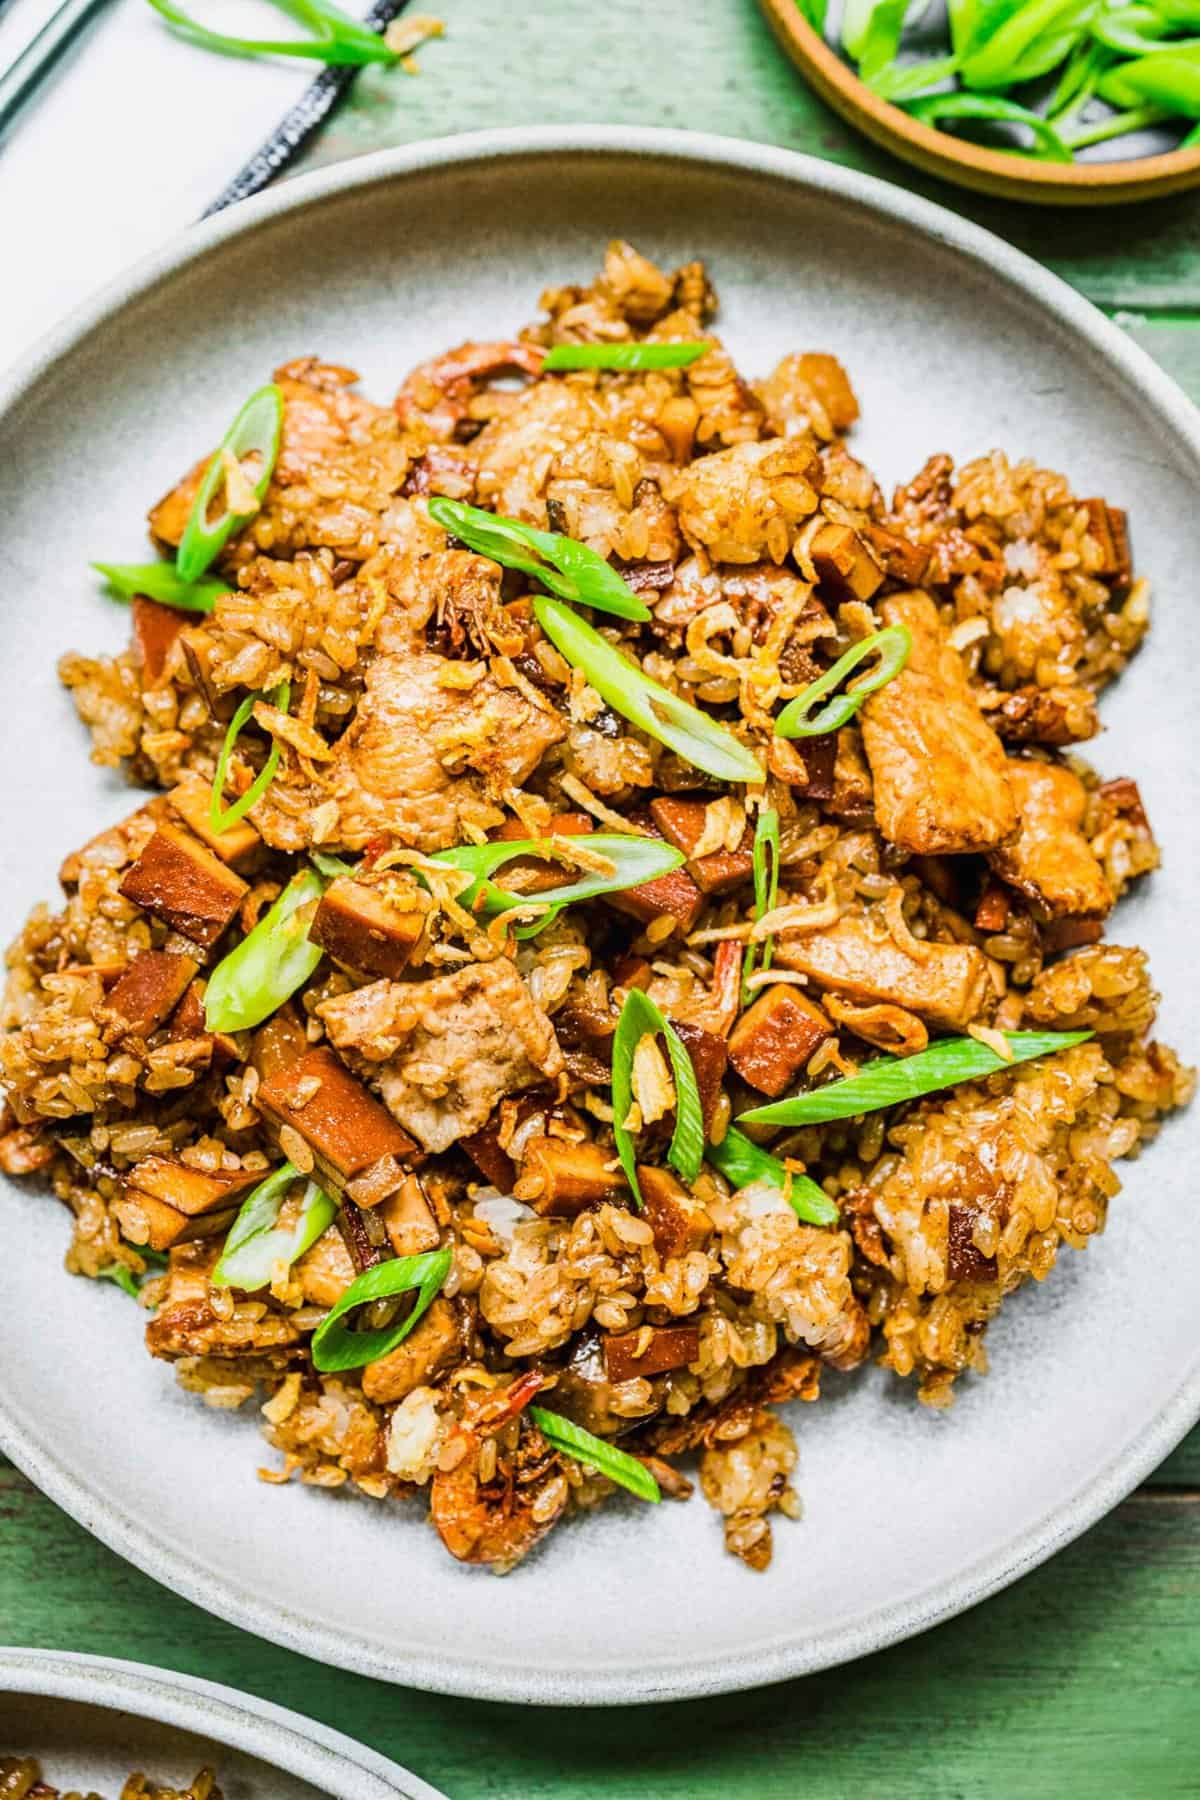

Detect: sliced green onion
[204, 866, 326, 1033]
[428, 833, 685, 938]
[534, 595, 765, 784]
[1097, 48, 1200, 110]
[868, 52, 961, 98]
[857, 0, 911, 76]
[96, 1263, 143, 1298]
[529, 1407, 662, 1503]
[176, 384, 284, 583]
[542, 342, 710, 372]
[739, 1030, 1093, 1128]
[611, 988, 705, 1204]
[741, 808, 780, 1007]
[310, 850, 358, 880]
[213, 1163, 337, 1292]
[209, 680, 290, 836]
[797, 0, 830, 28]
[310, 1247, 452, 1373]
[146, 0, 397, 64]
[1060, 100, 1171, 143]
[427, 496, 650, 623]
[905, 92, 1074, 158]
[959, 0, 1087, 83]
[92, 561, 229, 613]
[706, 1127, 839, 1228]
[774, 626, 910, 739]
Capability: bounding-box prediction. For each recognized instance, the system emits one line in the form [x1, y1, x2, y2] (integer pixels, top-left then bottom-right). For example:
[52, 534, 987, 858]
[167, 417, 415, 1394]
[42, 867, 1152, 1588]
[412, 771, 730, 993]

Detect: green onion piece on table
[905, 92, 1073, 159]
[209, 680, 291, 835]
[427, 496, 651, 623]
[311, 1248, 453, 1373]
[145, 0, 398, 64]
[774, 625, 910, 739]
[739, 1030, 1093, 1128]
[705, 1127, 839, 1228]
[741, 808, 781, 1006]
[611, 988, 705, 1203]
[541, 342, 710, 372]
[92, 562, 229, 614]
[529, 1407, 662, 1503]
[204, 866, 326, 1033]
[534, 595, 765, 784]
[176, 384, 284, 583]
[213, 1163, 337, 1291]
[428, 833, 686, 938]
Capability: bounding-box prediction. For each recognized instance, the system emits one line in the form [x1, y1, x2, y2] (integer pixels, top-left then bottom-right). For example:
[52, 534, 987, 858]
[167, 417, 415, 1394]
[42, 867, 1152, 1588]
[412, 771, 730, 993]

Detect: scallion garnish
[96, 1263, 143, 1299]
[705, 1126, 839, 1228]
[611, 988, 705, 1204]
[528, 1407, 662, 1503]
[310, 1247, 453, 1373]
[213, 1162, 337, 1291]
[774, 625, 911, 739]
[541, 342, 710, 372]
[147, 0, 398, 67]
[533, 595, 765, 784]
[430, 833, 685, 937]
[209, 680, 290, 836]
[738, 1030, 1093, 1128]
[92, 561, 229, 613]
[176, 384, 284, 583]
[203, 866, 326, 1033]
[741, 808, 781, 1006]
[427, 496, 651, 622]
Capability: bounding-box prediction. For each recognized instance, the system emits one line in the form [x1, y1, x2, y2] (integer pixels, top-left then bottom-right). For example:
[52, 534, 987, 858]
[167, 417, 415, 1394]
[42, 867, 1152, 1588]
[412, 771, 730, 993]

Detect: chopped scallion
[529, 1407, 662, 1503]
[541, 342, 709, 372]
[92, 561, 229, 613]
[311, 1247, 453, 1373]
[203, 866, 326, 1033]
[774, 626, 911, 739]
[209, 680, 290, 836]
[213, 1163, 337, 1291]
[741, 808, 781, 1007]
[429, 833, 685, 938]
[146, 0, 398, 66]
[705, 1126, 839, 1228]
[611, 988, 706, 1204]
[427, 496, 650, 622]
[176, 384, 284, 583]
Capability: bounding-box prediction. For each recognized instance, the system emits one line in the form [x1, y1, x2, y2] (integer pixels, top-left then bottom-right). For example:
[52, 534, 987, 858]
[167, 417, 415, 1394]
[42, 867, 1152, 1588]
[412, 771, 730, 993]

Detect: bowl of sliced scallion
[761, 0, 1200, 199]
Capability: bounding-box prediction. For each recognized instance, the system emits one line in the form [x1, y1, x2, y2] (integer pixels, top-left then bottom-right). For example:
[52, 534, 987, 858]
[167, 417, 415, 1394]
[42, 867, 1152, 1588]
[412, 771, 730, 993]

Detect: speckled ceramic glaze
[0, 1648, 444, 1796]
[0, 128, 1197, 1706]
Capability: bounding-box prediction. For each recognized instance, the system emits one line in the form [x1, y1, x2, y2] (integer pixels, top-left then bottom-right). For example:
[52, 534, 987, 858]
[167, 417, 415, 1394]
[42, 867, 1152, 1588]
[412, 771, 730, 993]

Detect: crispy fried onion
[882, 884, 932, 963]
[627, 1030, 676, 1131]
[751, 876, 840, 940]
[252, 701, 332, 762]
[690, 795, 747, 859]
[560, 773, 654, 834]
[824, 994, 928, 1056]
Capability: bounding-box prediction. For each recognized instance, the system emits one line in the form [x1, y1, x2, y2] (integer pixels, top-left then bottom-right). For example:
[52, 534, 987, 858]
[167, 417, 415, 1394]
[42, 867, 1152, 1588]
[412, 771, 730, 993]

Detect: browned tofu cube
[101, 950, 198, 1043]
[612, 954, 653, 992]
[491, 812, 596, 896]
[257, 1046, 417, 1196]
[946, 1204, 999, 1283]
[789, 732, 838, 800]
[59, 801, 166, 890]
[309, 878, 425, 979]
[119, 823, 248, 951]
[125, 1154, 261, 1218]
[113, 1189, 239, 1253]
[165, 979, 240, 1067]
[362, 1297, 461, 1404]
[132, 595, 186, 686]
[638, 1164, 713, 1260]
[603, 1323, 700, 1384]
[810, 522, 884, 603]
[608, 866, 703, 936]
[728, 986, 833, 1097]
[167, 772, 260, 868]
[250, 1003, 309, 1083]
[380, 1174, 442, 1256]
[669, 1020, 728, 1138]
[864, 523, 931, 588]
[648, 797, 753, 896]
[521, 1137, 627, 1217]
[1083, 498, 1132, 594]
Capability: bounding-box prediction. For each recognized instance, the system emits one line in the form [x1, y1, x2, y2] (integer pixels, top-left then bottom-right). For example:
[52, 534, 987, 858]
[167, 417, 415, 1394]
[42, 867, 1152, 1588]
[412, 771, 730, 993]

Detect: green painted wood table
[4, 2, 1199, 1793]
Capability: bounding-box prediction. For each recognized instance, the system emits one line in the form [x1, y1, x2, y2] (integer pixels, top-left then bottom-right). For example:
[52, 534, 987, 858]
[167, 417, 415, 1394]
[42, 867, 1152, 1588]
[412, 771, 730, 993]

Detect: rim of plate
[1, 126, 1199, 1706]
[0, 1647, 445, 1796]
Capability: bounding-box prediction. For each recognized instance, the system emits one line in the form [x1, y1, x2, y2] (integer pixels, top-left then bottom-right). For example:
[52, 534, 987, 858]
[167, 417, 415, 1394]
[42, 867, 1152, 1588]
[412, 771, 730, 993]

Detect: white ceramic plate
[0, 1648, 444, 1797]
[0, 127, 1197, 1706]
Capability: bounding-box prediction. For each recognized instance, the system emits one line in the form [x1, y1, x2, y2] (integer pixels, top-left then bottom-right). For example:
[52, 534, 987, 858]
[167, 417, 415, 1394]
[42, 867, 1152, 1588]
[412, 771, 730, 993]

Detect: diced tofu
[309, 878, 425, 979]
[101, 950, 198, 1043]
[1082, 498, 1132, 593]
[669, 1020, 728, 1136]
[294, 1221, 356, 1307]
[380, 1174, 442, 1255]
[118, 823, 248, 951]
[861, 591, 1017, 855]
[788, 731, 838, 800]
[648, 797, 753, 895]
[608, 865, 703, 935]
[257, 1045, 417, 1194]
[946, 1204, 998, 1283]
[113, 1190, 239, 1253]
[166, 979, 240, 1067]
[167, 772, 261, 868]
[520, 1137, 628, 1217]
[810, 522, 884, 603]
[639, 1164, 713, 1260]
[864, 523, 931, 587]
[362, 1297, 461, 1404]
[776, 914, 992, 1031]
[123, 1154, 261, 1217]
[132, 595, 185, 686]
[492, 811, 596, 895]
[727, 986, 832, 1097]
[989, 760, 1112, 920]
[250, 1003, 309, 1082]
[604, 1323, 700, 1384]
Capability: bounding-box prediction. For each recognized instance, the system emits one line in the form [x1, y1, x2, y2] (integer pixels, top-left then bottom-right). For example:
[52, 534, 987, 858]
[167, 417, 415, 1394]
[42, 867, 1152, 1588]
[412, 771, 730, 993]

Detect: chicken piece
[757, 352, 859, 439]
[672, 439, 820, 563]
[113, 1190, 240, 1254]
[118, 823, 248, 951]
[604, 1323, 700, 1384]
[319, 960, 563, 1155]
[727, 986, 832, 1097]
[809, 522, 884, 604]
[776, 912, 992, 1031]
[519, 1136, 628, 1217]
[380, 1173, 442, 1255]
[860, 590, 1017, 855]
[123, 1155, 261, 1217]
[308, 877, 426, 979]
[256, 1045, 417, 1195]
[989, 760, 1113, 920]
[167, 773, 261, 868]
[131, 594, 185, 685]
[100, 950, 199, 1043]
[648, 796, 754, 895]
[361, 1296, 462, 1404]
[639, 1163, 713, 1258]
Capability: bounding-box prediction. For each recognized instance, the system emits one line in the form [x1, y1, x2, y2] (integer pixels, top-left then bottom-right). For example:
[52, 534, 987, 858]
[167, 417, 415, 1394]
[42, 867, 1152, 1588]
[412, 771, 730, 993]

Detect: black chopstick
[0, 0, 118, 148]
[202, 0, 413, 217]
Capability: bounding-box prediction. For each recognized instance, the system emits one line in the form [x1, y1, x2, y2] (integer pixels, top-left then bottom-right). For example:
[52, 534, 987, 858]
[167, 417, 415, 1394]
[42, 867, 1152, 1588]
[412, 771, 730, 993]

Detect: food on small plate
[0, 1756, 220, 1798]
[1, 240, 1190, 1575]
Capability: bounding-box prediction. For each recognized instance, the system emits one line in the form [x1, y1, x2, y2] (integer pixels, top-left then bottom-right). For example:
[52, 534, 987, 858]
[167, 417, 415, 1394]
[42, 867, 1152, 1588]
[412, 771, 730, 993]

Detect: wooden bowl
[759, 0, 1200, 203]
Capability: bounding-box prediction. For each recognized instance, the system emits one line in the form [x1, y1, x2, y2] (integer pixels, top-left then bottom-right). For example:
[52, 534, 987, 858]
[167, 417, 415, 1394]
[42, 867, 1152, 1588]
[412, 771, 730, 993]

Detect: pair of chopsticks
[0, 0, 412, 213]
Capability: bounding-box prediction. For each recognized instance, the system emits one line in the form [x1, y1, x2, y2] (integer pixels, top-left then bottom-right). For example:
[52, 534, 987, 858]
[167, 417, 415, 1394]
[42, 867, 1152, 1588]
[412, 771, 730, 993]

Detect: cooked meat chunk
[775, 912, 992, 1031]
[639, 1164, 713, 1258]
[809, 521, 884, 603]
[861, 591, 1017, 855]
[604, 1323, 699, 1384]
[256, 1045, 417, 1194]
[381, 1174, 442, 1255]
[319, 960, 563, 1154]
[122, 1155, 261, 1217]
[989, 760, 1113, 919]
[131, 594, 185, 685]
[519, 1136, 628, 1216]
[167, 772, 261, 867]
[118, 824, 249, 950]
[100, 950, 198, 1043]
[362, 1297, 462, 1403]
[727, 986, 832, 1096]
[672, 439, 819, 563]
[293, 1219, 357, 1306]
[309, 877, 426, 978]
